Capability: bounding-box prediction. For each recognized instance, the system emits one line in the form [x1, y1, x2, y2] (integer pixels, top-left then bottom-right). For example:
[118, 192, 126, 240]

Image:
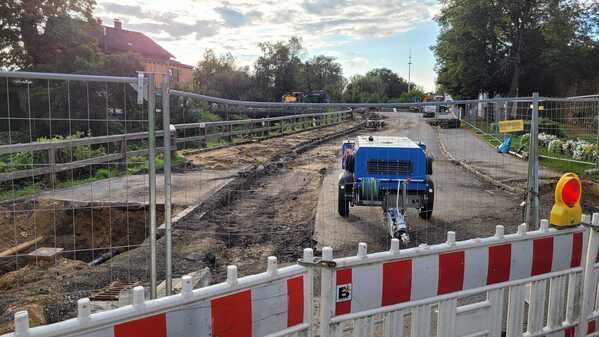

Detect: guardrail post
[225, 104, 232, 143]
[320, 247, 334, 337]
[201, 123, 208, 148]
[120, 136, 128, 170]
[48, 147, 56, 187]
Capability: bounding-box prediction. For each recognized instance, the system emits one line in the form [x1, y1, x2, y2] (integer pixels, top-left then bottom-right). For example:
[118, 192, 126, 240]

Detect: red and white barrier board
[75, 276, 304, 337]
[3, 253, 313, 337]
[333, 227, 585, 316]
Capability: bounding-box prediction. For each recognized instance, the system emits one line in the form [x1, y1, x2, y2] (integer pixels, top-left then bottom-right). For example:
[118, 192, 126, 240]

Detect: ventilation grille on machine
[367, 160, 413, 175]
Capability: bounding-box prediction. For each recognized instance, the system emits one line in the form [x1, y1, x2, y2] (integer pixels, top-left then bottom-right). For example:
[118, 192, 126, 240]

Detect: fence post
[578, 213, 599, 335]
[120, 136, 128, 170]
[170, 125, 177, 161]
[162, 72, 173, 296]
[147, 72, 158, 299]
[320, 247, 334, 337]
[303, 248, 314, 337]
[526, 92, 540, 229]
[48, 147, 56, 187]
[225, 104, 232, 143]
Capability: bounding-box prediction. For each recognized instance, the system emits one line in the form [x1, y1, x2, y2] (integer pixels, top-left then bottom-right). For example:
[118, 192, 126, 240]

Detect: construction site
[1, 70, 599, 337]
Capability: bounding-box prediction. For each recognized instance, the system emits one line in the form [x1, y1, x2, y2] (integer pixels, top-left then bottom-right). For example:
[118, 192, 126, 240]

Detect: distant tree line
[193, 38, 421, 103]
[433, 0, 599, 98]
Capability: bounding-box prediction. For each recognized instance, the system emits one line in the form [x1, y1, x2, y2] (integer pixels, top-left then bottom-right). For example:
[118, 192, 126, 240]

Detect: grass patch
[463, 122, 597, 178]
[0, 152, 188, 202]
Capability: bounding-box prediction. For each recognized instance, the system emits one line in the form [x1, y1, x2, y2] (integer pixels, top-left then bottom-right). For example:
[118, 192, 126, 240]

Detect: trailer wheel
[419, 179, 434, 220]
[338, 185, 350, 217]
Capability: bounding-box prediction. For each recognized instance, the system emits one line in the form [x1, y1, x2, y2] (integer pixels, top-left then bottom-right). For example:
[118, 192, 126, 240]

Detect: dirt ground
[0, 120, 362, 333]
[3, 111, 599, 334]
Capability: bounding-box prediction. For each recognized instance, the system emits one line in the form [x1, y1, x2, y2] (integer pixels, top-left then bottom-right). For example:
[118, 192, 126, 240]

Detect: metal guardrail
[0, 109, 352, 183]
[171, 89, 539, 109]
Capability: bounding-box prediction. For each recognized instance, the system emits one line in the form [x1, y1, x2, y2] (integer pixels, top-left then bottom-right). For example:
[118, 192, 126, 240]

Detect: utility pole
[408, 49, 412, 92]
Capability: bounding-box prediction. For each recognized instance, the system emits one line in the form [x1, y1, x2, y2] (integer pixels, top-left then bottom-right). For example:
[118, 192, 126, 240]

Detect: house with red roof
[97, 19, 193, 88]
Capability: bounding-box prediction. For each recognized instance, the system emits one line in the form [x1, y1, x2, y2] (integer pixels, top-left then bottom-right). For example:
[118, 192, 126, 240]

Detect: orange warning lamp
[550, 173, 582, 227]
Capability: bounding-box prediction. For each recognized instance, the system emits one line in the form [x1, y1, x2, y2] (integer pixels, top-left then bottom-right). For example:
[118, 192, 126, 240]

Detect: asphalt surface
[438, 126, 560, 186]
[314, 111, 524, 254]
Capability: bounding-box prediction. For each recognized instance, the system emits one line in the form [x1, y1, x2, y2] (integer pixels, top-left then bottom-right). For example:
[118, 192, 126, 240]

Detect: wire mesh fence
[0, 72, 159, 329]
[2, 69, 598, 334]
[0, 70, 359, 332]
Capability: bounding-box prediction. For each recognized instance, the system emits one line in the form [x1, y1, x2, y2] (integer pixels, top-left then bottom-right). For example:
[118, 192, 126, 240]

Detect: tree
[366, 68, 410, 99]
[302, 55, 344, 101]
[253, 37, 304, 101]
[342, 68, 414, 102]
[1, 0, 96, 69]
[343, 74, 386, 103]
[433, 0, 599, 98]
[398, 87, 426, 103]
[192, 49, 252, 100]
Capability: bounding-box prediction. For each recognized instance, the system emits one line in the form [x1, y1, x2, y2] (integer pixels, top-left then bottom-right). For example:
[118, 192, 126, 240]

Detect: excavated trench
[0, 200, 163, 274]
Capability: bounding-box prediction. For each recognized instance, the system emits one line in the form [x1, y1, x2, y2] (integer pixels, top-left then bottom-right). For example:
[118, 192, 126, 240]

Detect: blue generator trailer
[338, 136, 434, 243]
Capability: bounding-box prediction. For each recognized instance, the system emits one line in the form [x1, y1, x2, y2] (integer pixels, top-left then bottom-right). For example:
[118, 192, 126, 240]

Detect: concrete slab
[438, 127, 559, 184]
[39, 170, 241, 206]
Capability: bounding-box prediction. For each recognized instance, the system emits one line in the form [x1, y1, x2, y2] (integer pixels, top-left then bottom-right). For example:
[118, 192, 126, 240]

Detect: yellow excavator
[282, 92, 304, 103]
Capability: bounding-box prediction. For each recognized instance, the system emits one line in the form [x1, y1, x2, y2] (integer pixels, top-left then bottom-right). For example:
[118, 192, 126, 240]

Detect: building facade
[96, 19, 193, 88]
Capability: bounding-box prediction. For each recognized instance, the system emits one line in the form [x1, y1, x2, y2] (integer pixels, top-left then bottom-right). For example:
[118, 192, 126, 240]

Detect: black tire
[343, 154, 355, 173]
[419, 179, 434, 220]
[338, 185, 350, 217]
[426, 156, 434, 175]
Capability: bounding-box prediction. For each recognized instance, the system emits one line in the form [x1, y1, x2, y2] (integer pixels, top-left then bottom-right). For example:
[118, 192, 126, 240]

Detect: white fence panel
[317, 218, 596, 337]
[2, 250, 314, 337]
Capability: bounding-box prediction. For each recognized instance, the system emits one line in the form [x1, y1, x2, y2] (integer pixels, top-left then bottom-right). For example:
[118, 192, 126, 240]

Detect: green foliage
[399, 88, 426, 103]
[127, 156, 147, 175]
[193, 39, 346, 102]
[196, 110, 223, 122]
[11, 151, 33, 170]
[433, 0, 599, 98]
[342, 69, 416, 103]
[523, 119, 564, 138]
[94, 168, 113, 179]
[1, 2, 142, 76]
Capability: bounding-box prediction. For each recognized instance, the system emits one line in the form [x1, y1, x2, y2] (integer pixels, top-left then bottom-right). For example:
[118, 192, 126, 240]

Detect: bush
[95, 168, 113, 179]
[196, 110, 223, 122]
[548, 139, 563, 154]
[11, 151, 33, 170]
[523, 118, 564, 137]
[520, 134, 530, 147]
[127, 156, 147, 174]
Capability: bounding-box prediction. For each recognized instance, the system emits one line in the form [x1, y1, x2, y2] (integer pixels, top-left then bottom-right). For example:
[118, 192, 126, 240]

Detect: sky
[94, 0, 441, 91]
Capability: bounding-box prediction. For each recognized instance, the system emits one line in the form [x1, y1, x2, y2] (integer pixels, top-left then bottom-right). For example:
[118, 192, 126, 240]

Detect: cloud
[126, 20, 219, 39]
[214, 7, 248, 27]
[94, 0, 441, 80]
[302, 0, 349, 14]
[100, 2, 143, 16]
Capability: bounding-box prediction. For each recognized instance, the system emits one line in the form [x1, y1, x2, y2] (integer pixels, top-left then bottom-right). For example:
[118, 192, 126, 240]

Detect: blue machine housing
[338, 135, 434, 209]
[353, 140, 428, 192]
[338, 135, 435, 238]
